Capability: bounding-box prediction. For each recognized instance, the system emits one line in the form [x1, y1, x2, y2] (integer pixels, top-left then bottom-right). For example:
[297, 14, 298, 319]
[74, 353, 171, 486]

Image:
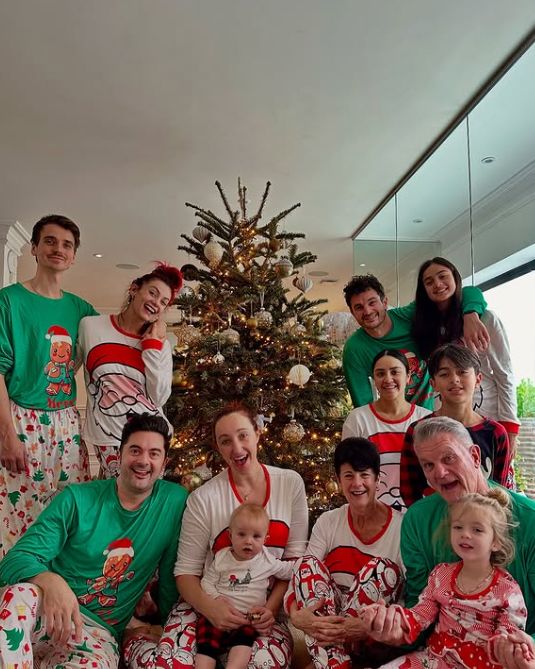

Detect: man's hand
[290, 599, 345, 646]
[462, 312, 490, 353]
[142, 317, 167, 342]
[208, 596, 249, 631]
[248, 606, 275, 635]
[490, 630, 535, 669]
[0, 431, 27, 473]
[30, 572, 83, 645]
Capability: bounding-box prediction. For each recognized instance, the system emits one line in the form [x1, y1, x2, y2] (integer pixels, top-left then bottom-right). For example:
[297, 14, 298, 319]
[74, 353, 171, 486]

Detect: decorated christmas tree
[166, 180, 348, 517]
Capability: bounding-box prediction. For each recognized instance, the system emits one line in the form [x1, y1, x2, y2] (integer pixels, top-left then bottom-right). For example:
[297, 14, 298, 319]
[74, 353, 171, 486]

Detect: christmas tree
[166, 180, 348, 517]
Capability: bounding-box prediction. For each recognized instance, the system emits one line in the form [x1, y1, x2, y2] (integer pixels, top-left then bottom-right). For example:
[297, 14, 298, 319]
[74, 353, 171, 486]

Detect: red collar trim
[347, 503, 392, 545]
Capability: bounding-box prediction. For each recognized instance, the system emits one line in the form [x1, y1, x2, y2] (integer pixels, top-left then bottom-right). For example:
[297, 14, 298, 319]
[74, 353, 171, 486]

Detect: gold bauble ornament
[181, 472, 203, 492]
[172, 369, 185, 386]
[282, 419, 305, 444]
[246, 317, 258, 329]
[325, 480, 339, 495]
[174, 323, 201, 351]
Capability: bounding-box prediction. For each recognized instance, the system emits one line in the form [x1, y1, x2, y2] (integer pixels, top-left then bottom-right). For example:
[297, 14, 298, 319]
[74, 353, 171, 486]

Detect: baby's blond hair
[229, 503, 269, 533]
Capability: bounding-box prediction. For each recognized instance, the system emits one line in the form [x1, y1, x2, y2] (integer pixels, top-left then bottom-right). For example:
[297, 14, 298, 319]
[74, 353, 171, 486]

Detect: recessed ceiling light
[359, 263, 366, 267]
[412, 218, 423, 224]
[481, 156, 496, 164]
[93, 253, 103, 258]
[116, 263, 140, 270]
[309, 270, 329, 277]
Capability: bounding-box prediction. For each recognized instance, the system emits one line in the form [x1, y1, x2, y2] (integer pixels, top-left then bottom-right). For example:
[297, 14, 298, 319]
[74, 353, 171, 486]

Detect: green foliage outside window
[517, 379, 535, 418]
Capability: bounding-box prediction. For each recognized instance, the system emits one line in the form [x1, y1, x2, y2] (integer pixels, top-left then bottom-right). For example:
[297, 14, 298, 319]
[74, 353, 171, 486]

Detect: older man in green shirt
[368, 416, 535, 669]
[0, 413, 187, 668]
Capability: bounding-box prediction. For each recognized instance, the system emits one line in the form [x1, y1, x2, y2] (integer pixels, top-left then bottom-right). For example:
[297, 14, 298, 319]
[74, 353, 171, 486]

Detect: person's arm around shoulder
[460, 285, 490, 352]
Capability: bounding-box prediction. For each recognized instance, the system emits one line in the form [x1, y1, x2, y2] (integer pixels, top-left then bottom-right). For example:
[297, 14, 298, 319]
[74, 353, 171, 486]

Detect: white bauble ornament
[293, 276, 313, 293]
[274, 256, 293, 278]
[220, 328, 240, 346]
[282, 420, 305, 444]
[204, 240, 224, 267]
[291, 323, 306, 337]
[287, 364, 311, 387]
[192, 225, 210, 243]
[212, 352, 225, 364]
[179, 285, 195, 298]
[255, 308, 273, 329]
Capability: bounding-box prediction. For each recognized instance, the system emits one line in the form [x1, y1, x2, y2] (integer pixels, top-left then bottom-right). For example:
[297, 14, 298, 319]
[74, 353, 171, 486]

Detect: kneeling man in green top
[0, 412, 187, 668]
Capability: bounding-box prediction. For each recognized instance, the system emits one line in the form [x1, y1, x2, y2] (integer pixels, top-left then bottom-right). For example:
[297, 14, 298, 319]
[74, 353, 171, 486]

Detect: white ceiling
[1, 0, 534, 311]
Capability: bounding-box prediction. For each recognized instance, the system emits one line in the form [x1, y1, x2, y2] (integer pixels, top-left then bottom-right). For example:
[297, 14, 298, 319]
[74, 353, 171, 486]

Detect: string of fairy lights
[165, 180, 349, 519]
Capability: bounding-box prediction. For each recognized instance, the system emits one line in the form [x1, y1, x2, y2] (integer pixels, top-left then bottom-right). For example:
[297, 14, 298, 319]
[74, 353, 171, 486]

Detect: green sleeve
[0, 488, 76, 584]
[343, 338, 373, 407]
[460, 286, 486, 315]
[400, 507, 433, 608]
[388, 301, 416, 323]
[0, 295, 14, 376]
[155, 488, 188, 622]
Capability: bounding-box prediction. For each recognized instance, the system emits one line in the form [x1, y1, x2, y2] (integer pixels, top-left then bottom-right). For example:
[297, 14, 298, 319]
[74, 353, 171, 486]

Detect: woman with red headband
[78, 263, 183, 478]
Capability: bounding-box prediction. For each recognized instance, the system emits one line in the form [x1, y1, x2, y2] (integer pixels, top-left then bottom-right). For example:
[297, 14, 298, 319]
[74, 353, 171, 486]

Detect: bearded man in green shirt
[0, 413, 188, 669]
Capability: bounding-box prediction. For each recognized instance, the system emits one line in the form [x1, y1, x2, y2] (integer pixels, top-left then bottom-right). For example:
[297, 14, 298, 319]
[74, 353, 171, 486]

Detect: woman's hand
[290, 599, 345, 646]
[248, 606, 275, 635]
[142, 316, 167, 342]
[340, 614, 367, 642]
[462, 313, 490, 352]
[207, 596, 249, 632]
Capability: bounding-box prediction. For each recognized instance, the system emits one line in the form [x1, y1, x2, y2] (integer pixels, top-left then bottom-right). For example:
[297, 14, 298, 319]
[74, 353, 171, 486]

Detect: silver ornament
[192, 225, 210, 243]
[255, 308, 273, 329]
[179, 285, 195, 298]
[294, 276, 313, 293]
[274, 256, 293, 278]
[220, 327, 240, 346]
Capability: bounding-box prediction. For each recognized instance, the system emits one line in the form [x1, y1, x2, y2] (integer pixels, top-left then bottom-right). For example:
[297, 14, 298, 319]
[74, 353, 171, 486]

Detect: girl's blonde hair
[449, 488, 516, 567]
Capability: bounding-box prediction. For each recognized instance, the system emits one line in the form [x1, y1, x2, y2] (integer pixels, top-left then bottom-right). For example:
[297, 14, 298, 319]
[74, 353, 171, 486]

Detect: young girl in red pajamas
[365, 488, 532, 669]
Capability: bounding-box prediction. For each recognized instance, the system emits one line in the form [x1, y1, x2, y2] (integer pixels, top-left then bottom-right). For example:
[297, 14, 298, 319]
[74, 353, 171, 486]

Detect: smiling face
[431, 357, 481, 406]
[373, 355, 409, 401]
[422, 263, 457, 308]
[349, 289, 389, 334]
[338, 464, 378, 512]
[450, 506, 498, 565]
[129, 278, 172, 323]
[415, 432, 482, 504]
[215, 411, 260, 474]
[31, 223, 76, 273]
[117, 430, 167, 501]
[229, 512, 268, 561]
